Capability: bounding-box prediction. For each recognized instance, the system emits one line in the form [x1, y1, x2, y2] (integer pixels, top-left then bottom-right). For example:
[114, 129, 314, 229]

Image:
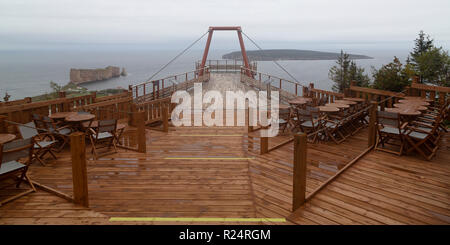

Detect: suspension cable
[241, 31, 307, 87]
[144, 31, 209, 83]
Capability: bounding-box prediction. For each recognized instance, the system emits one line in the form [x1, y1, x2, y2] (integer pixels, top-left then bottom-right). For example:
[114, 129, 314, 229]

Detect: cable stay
[143, 31, 209, 84]
[241, 31, 307, 87]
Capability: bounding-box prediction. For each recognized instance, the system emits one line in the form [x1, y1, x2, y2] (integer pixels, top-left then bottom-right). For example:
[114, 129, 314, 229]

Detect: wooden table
[343, 97, 366, 102]
[394, 103, 427, 111]
[82, 121, 127, 131]
[318, 106, 339, 112]
[334, 100, 357, 105]
[385, 107, 421, 116]
[288, 97, 312, 106]
[325, 103, 350, 109]
[49, 112, 77, 120]
[66, 114, 95, 123]
[279, 104, 290, 110]
[398, 100, 430, 106]
[66, 114, 95, 131]
[402, 96, 433, 103]
[0, 134, 16, 144]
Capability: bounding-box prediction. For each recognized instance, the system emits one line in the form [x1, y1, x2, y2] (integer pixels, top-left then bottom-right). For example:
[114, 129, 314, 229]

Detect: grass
[30, 82, 127, 102]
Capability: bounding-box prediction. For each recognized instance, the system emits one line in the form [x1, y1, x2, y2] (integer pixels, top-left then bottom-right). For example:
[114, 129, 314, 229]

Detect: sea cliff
[70, 66, 122, 84]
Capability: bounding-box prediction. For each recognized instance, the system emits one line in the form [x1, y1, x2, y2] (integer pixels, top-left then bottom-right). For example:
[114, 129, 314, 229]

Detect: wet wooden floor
[1, 73, 449, 225]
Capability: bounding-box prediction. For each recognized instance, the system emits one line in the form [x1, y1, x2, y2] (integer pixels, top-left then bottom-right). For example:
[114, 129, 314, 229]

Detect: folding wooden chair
[32, 114, 47, 136]
[17, 122, 58, 166]
[403, 116, 441, 161]
[375, 111, 406, 155]
[416, 101, 449, 133]
[88, 119, 118, 160]
[0, 138, 36, 206]
[323, 118, 346, 144]
[278, 107, 291, 133]
[297, 109, 322, 142]
[41, 116, 72, 152]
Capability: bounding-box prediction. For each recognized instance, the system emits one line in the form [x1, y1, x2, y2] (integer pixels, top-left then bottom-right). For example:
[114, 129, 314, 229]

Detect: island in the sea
[70, 66, 126, 84]
[222, 49, 373, 61]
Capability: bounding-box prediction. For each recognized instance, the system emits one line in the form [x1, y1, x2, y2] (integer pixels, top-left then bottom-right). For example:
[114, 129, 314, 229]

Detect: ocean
[0, 49, 409, 100]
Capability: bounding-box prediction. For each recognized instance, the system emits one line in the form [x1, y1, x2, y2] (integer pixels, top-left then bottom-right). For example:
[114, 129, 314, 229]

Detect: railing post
[302, 86, 308, 97]
[293, 133, 307, 211]
[246, 107, 254, 152]
[135, 111, 147, 153]
[129, 103, 137, 127]
[90, 91, 96, 103]
[260, 136, 268, 154]
[70, 132, 89, 207]
[162, 104, 169, 133]
[368, 101, 378, 147]
[0, 115, 7, 133]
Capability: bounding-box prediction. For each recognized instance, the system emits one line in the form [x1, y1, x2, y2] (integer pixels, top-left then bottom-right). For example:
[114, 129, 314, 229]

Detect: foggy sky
[1, 0, 449, 50]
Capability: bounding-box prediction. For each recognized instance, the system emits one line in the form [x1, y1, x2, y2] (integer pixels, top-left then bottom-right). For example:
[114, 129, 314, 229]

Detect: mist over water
[0, 48, 409, 100]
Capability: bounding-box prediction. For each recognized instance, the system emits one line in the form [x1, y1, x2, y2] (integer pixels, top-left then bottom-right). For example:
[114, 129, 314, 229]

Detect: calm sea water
[0, 49, 409, 100]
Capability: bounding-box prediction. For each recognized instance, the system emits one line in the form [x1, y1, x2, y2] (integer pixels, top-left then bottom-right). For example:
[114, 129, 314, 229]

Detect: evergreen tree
[329, 50, 369, 92]
[348, 61, 370, 87]
[410, 30, 434, 63]
[409, 30, 449, 85]
[372, 57, 410, 92]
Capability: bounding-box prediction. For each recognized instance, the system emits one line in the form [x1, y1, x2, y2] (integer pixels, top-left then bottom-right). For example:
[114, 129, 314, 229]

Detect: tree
[50, 81, 62, 93]
[410, 30, 434, 63]
[414, 47, 450, 86]
[409, 30, 450, 85]
[348, 61, 370, 87]
[372, 57, 410, 92]
[329, 50, 369, 92]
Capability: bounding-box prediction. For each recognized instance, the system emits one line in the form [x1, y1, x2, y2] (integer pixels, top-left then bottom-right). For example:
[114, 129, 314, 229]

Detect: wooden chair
[348, 103, 367, 134]
[416, 101, 449, 133]
[403, 115, 441, 160]
[0, 138, 36, 206]
[297, 109, 322, 142]
[323, 118, 346, 144]
[375, 111, 406, 156]
[278, 107, 291, 133]
[17, 122, 58, 166]
[88, 119, 118, 160]
[41, 116, 72, 152]
[32, 114, 47, 135]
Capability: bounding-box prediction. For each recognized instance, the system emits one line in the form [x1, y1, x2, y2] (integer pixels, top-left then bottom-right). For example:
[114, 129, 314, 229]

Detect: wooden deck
[1, 122, 449, 224]
[288, 133, 450, 224]
[0, 73, 449, 225]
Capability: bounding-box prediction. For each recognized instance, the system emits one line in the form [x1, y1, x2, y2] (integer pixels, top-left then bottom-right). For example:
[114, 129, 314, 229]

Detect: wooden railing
[308, 83, 344, 103]
[77, 96, 133, 122]
[0, 97, 32, 107]
[408, 78, 449, 106]
[196, 60, 257, 73]
[240, 66, 305, 96]
[348, 81, 406, 110]
[0, 92, 126, 132]
[129, 67, 211, 103]
[133, 97, 172, 126]
[94, 91, 130, 103]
